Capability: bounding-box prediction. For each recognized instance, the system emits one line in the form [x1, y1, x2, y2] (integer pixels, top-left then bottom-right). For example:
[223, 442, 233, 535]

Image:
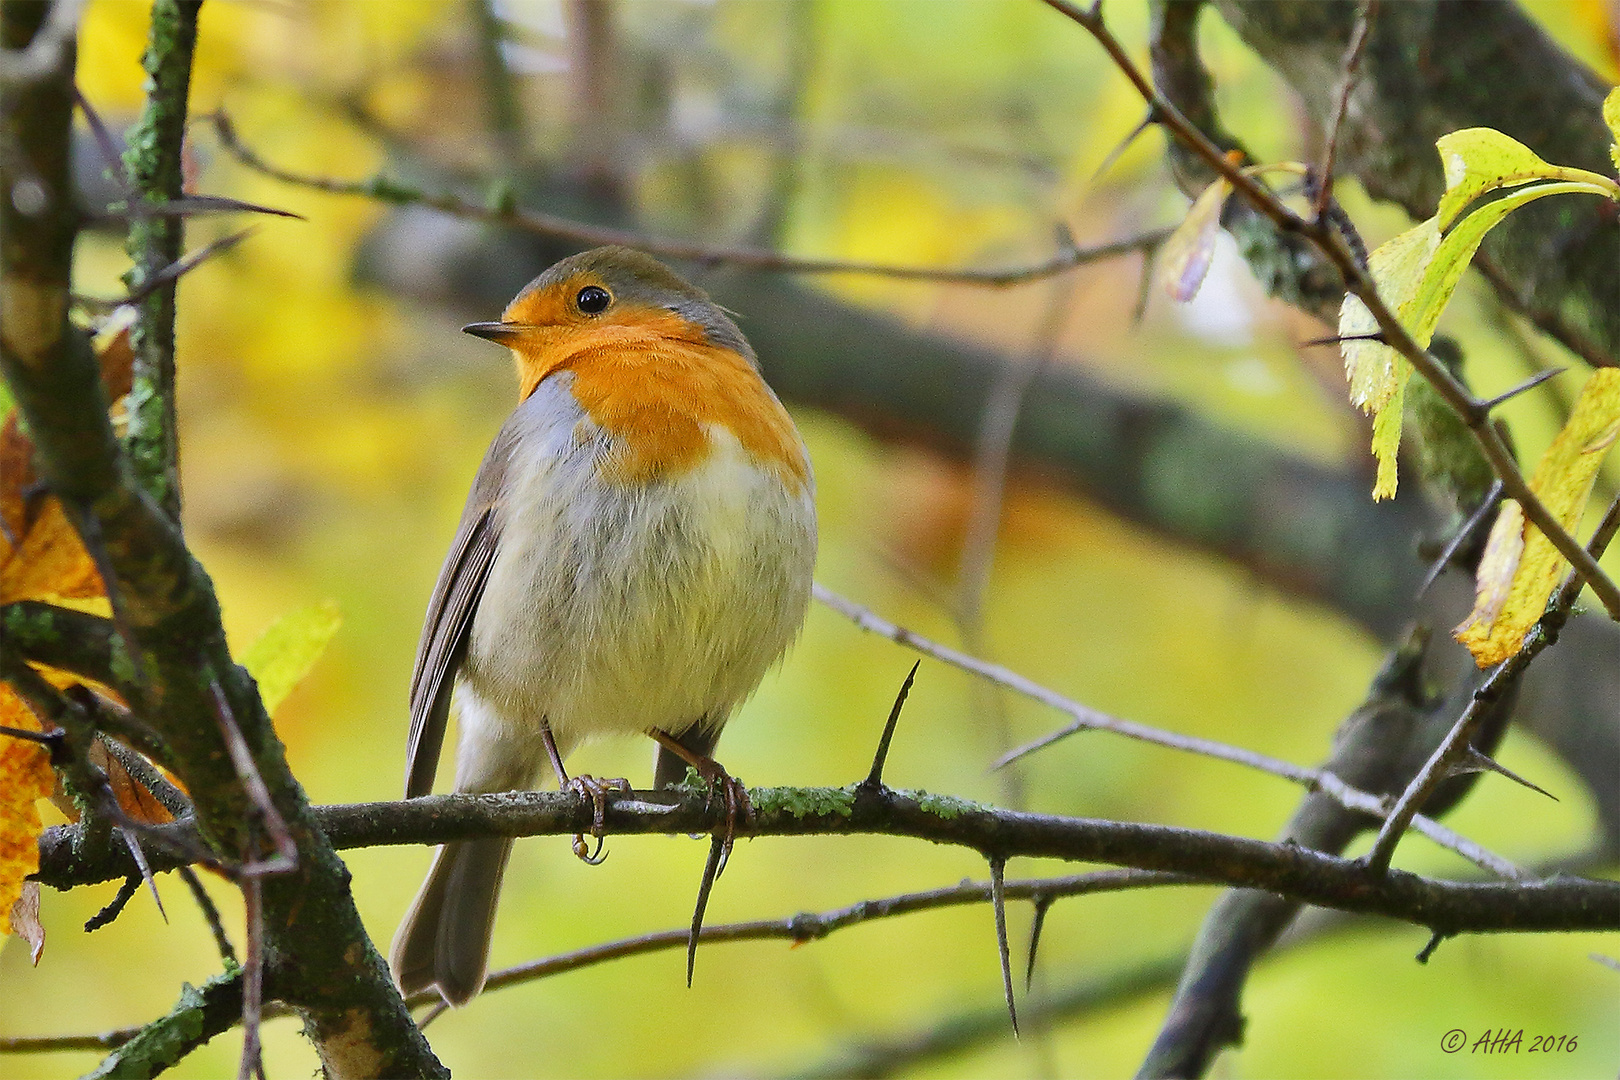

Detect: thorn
[119, 228, 258, 308]
[100, 194, 304, 222]
[0, 723, 64, 747]
[72, 85, 130, 193]
[1416, 481, 1502, 600]
[861, 661, 919, 793]
[1025, 896, 1053, 990]
[1480, 367, 1564, 411]
[118, 828, 166, 923]
[1416, 929, 1447, 964]
[989, 855, 1019, 1037]
[1301, 331, 1385, 348]
[1090, 109, 1157, 184]
[1447, 746, 1558, 801]
[687, 836, 725, 988]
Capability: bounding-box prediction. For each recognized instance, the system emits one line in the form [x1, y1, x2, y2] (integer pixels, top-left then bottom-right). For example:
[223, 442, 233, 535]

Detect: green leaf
[1342, 180, 1609, 500]
[1435, 128, 1618, 229]
[1418, 180, 1615, 342]
[1605, 87, 1620, 172]
[1340, 218, 1438, 416]
[240, 600, 342, 717]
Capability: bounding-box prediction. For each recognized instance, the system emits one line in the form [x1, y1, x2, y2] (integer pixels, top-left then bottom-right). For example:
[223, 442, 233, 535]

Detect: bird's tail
[390, 837, 515, 1007]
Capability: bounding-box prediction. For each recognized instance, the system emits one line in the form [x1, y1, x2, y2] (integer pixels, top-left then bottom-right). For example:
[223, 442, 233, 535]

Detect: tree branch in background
[816, 585, 1520, 878]
[211, 110, 1170, 287]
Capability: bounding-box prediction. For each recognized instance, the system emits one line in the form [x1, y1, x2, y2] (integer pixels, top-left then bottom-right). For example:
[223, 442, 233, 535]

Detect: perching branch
[814, 585, 1521, 878]
[32, 786, 1620, 933]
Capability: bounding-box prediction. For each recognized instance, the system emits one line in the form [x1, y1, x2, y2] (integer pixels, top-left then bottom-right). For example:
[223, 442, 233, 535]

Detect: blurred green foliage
[2, 1, 1617, 1077]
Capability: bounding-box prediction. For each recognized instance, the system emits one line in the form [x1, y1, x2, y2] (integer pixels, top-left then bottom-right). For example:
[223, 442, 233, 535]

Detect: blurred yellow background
[3, 1, 1617, 1077]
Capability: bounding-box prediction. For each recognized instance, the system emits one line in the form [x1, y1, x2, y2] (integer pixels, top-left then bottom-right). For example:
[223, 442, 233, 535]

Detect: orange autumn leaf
[0, 684, 55, 937]
[1456, 369, 1620, 665]
[0, 323, 133, 606]
[0, 322, 144, 944]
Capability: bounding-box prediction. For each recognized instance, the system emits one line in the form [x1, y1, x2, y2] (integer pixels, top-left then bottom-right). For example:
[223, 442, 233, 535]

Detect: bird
[390, 246, 817, 1007]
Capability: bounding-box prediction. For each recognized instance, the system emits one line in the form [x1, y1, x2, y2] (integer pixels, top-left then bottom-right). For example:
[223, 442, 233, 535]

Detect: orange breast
[513, 310, 809, 491]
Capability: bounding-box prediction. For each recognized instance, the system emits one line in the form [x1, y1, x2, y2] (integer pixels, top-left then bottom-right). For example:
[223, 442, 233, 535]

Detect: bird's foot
[688, 758, 752, 878]
[561, 774, 630, 864]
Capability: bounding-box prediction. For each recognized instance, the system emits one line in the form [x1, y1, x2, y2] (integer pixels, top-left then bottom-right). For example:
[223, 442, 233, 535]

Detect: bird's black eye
[576, 285, 611, 314]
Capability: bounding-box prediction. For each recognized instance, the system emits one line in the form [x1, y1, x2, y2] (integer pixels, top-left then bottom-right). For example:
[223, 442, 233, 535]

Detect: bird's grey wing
[405, 450, 511, 799]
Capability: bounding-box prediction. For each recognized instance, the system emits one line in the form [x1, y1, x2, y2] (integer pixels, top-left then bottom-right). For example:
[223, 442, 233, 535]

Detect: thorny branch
[209, 110, 1170, 287]
[31, 786, 1620, 933]
[1366, 493, 1620, 873]
[1040, 0, 1620, 619]
[813, 585, 1523, 878]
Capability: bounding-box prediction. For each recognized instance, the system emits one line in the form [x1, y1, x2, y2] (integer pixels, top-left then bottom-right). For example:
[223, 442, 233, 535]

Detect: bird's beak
[462, 321, 522, 342]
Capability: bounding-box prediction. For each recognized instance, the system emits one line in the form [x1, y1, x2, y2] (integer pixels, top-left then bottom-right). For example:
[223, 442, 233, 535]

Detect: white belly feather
[452, 375, 815, 793]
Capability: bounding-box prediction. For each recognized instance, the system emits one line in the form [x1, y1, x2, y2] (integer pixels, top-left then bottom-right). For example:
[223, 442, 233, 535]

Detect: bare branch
[1366, 492, 1620, 872]
[1312, 0, 1376, 220]
[814, 584, 1523, 878]
[210, 111, 1168, 287]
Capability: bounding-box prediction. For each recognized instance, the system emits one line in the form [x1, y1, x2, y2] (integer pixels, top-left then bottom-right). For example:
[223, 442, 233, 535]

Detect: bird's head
[463, 246, 754, 398]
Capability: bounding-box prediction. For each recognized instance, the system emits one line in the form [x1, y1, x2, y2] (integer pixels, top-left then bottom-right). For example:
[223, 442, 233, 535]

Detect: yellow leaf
[241, 601, 343, 717]
[1605, 87, 1620, 173]
[1435, 128, 1618, 229]
[1157, 176, 1232, 302]
[1369, 374, 1409, 500]
[1455, 369, 1620, 665]
[0, 685, 56, 939]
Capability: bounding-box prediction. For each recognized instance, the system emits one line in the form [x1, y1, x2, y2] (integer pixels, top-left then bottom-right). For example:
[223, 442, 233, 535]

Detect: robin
[390, 246, 817, 1007]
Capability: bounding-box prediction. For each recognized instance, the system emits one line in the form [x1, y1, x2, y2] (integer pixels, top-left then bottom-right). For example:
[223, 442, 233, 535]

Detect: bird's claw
[693, 762, 752, 878]
[562, 774, 630, 864]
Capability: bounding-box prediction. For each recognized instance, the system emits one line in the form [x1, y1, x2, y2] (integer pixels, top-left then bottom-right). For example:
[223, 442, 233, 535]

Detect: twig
[179, 865, 236, 964]
[204, 671, 297, 876]
[955, 275, 1073, 807]
[209, 110, 1169, 287]
[813, 583, 1524, 879]
[407, 867, 1194, 1010]
[1365, 492, 1620, 872]
[1040, 0, 1620, 619]
[1312, 1, 1376, 221]
[83, 874, 142, 932]
[238, 865, 265, 1080]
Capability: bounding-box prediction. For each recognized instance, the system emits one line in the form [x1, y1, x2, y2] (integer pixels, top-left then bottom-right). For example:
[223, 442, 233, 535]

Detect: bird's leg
[539, 717, 628, 865]
[649, 729, 752, 875]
